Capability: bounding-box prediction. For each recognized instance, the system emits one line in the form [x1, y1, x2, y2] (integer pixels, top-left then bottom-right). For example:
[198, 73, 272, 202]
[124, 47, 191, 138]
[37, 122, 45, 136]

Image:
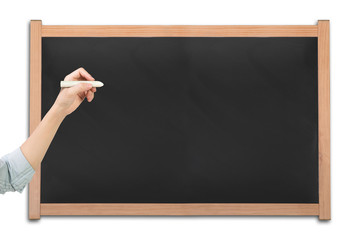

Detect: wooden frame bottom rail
[40, 203, 319, 216]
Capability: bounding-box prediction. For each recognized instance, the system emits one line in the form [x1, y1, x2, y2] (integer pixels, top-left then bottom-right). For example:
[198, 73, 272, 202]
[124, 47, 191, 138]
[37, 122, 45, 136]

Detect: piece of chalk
[60, 81, 104, 88]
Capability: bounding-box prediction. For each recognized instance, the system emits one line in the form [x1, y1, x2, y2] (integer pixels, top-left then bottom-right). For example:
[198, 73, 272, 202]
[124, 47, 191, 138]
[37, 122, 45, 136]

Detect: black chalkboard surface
[41, 37, 318, 203]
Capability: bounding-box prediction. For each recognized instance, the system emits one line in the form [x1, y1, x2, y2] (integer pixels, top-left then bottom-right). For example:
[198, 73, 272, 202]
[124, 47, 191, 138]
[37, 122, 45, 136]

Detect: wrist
[48, 105, 67, 121]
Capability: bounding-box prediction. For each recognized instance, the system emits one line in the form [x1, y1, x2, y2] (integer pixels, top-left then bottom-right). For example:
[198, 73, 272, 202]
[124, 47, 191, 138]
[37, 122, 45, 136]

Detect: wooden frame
[29, 20, 42, 220]
[29, 20, 330, 220]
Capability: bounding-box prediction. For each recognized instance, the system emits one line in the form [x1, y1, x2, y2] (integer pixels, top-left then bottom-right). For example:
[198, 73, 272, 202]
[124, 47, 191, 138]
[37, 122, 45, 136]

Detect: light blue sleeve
[0, 147, 35, 194]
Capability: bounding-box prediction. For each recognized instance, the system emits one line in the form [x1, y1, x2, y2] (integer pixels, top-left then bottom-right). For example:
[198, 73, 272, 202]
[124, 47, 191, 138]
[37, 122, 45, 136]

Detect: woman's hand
[21, 68, 100, 170]
[52, 68, 97, 117]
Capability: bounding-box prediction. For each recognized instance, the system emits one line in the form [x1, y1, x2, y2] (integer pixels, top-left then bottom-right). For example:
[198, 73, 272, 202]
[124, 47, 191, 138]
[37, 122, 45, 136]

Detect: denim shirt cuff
[4, 147, 35, 193]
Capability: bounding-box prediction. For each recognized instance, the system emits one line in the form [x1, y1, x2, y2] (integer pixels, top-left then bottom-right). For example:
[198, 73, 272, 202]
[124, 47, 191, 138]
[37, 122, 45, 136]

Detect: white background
[0, 0, 359, 239]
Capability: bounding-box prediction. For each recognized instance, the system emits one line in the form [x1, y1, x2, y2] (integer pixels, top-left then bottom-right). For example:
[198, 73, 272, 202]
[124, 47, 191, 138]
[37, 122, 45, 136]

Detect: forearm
[20, 106, 66, 170]
[19, 68, 95, 171]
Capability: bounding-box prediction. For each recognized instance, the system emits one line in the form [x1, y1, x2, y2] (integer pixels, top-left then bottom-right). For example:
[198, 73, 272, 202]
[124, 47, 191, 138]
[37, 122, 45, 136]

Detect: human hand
[52, 68, 97, 117]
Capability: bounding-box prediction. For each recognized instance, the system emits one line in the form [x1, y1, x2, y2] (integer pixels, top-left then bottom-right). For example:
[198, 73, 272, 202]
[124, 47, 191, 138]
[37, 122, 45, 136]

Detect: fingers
[65, 67, 95, 81]
[78, 67, 95, 81]
[86, 90, 95, 102]
[69, 83, 93, 96]
[64, 68, 98, 103]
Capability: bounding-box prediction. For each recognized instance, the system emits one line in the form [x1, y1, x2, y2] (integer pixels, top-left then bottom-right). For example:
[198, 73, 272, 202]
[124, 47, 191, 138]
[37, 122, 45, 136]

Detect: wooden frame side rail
[318, 20, 331, 220]
[29, 20, 42, 220]
[29, 20, 330, 220]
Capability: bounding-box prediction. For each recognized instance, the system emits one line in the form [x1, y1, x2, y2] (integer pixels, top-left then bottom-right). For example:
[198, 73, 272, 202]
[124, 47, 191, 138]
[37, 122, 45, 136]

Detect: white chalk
[60, 81, 104, 88]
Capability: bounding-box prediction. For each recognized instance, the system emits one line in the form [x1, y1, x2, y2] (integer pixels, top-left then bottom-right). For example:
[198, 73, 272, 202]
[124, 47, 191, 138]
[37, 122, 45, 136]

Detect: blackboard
[41, 37, 318, 204]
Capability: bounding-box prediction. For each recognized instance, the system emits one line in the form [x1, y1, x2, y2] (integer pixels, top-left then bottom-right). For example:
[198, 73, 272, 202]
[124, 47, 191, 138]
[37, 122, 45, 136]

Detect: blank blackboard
[41, 37, 318, 204]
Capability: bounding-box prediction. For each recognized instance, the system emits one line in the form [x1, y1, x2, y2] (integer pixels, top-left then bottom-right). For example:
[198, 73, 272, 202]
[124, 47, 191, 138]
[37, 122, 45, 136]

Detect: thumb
[69, 83, 93, 95]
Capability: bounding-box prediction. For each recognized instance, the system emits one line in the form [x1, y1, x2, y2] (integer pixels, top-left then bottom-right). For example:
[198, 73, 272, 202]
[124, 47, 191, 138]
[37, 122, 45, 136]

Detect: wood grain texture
[42, 25, 318, 37]
[41, 203, 319, 216]
[29, 20, 42, 220]
[36, 21, 324, 218]
[318, 20, 331, 220]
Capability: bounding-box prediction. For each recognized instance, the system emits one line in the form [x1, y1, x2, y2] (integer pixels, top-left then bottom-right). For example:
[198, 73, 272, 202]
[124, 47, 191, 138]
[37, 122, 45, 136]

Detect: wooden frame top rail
[42, 25, 318, 37]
